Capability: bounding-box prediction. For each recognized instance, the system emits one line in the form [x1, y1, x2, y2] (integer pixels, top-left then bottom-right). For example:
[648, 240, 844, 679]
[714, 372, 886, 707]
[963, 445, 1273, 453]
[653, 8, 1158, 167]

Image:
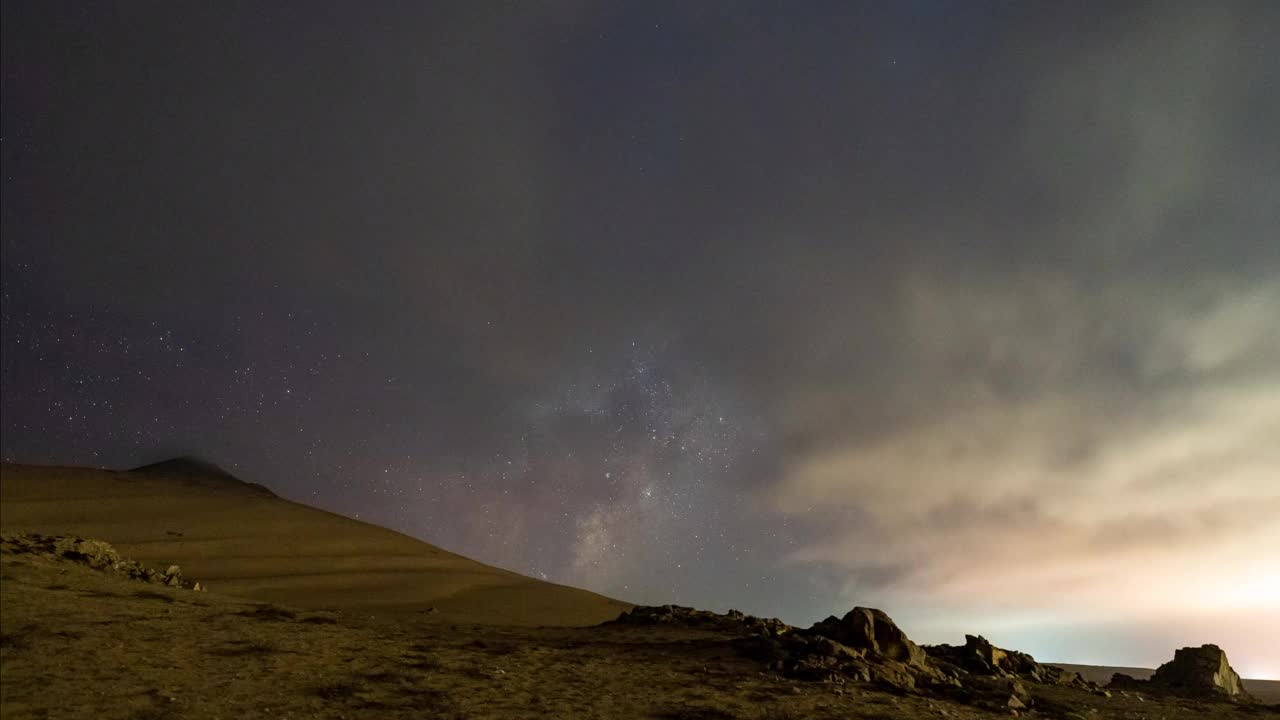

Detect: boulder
[1108, 673, 1143, 689]
[867, 659, 919, 691]
[808, 607, 928, 666]
[162, 565, 183, 586]
[772, 607, 965, 692]
[1150, 644, 1251, 700]
[1037, 664, 1083, 686]
[808, 635, 865, 662]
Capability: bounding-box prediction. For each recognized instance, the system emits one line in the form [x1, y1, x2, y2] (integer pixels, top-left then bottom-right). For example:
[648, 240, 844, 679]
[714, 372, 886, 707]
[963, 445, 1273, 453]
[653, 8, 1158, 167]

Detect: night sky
[2, 2, 1278, 676]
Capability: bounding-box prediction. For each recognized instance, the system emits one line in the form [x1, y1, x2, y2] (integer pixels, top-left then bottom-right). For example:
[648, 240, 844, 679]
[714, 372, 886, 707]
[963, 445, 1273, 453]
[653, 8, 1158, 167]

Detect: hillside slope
[0, 462, 630, 626]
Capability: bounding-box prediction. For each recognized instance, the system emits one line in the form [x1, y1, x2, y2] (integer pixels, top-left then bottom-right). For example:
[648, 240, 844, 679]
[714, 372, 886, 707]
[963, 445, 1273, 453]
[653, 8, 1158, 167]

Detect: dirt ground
[4, 551, 1276, 720]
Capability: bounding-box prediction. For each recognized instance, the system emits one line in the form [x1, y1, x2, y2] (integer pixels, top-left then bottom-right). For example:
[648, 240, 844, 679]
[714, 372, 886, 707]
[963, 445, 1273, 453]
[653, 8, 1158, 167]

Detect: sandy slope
[1049, 663, 1280, 704]
[0, 462, 630, 626]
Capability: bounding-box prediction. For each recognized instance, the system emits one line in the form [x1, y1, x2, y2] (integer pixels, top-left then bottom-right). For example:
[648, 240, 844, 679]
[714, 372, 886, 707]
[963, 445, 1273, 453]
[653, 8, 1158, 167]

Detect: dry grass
[5, 554, 1276, 720]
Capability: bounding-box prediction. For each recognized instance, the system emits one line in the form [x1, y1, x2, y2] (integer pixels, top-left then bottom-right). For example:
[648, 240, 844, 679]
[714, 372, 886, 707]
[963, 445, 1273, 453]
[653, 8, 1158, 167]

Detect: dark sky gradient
[3, 2, 1278, 676]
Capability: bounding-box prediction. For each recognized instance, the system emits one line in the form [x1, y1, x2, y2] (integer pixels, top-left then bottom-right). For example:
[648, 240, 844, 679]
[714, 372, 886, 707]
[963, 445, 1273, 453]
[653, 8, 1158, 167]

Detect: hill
[0, 462, 630, 626]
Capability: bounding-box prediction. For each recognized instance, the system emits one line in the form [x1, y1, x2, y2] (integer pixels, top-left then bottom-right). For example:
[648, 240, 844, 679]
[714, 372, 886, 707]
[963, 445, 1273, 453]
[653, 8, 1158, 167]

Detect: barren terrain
[2, 462, 1275, 719]
[0, 463, 628, 626]
[6, 553, 1274, 720]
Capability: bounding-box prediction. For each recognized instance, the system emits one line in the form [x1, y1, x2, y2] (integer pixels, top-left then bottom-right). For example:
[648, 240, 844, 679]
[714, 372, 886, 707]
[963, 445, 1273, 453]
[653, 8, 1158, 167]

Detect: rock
[745, 615, 792, 637]
[807, 635, 864, 662]
[0, 533, 205, 593]
[772, 607, 969, 692]
[162, 565, 183, 586]
[613, 605, 793, 636]
[53, 537, 121, 570]
[868, 660, 918, 691]
[1039, 665, 1083, 686]
[1004, 677, 1031, 703]
[925, 635, 1090, 693]
[1108, 673, 1142, 688]
[1149, 644, 1251, 700]
[1105, 646, 1254, 703]
[808, 607, 927, 666]
[925, 635, 1040, 677]
[192, 582, 204, 592]
[843, 660, 872, 683]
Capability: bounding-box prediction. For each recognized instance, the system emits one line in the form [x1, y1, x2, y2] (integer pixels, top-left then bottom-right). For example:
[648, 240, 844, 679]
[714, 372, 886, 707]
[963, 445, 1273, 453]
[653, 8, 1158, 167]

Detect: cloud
[759, 0, 1280, 632]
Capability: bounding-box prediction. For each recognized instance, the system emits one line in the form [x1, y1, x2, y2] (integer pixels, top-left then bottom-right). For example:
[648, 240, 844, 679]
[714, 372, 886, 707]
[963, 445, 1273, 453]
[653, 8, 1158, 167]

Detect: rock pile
[774, 607, 952, 692]
[609, 603, 1255, 711]
[611, 604, 1104, 711]
[811, 607, 928, 666]
[925, 634, 1087, 687]
[0, 533, 207, 592]
[614, 607, 967, 693]
[610, 604, 791, 637]
[1108, 644, 1253, 702]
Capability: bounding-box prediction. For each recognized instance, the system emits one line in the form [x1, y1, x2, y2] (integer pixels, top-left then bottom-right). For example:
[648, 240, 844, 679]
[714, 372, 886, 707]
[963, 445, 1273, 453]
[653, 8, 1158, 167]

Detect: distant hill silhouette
[130, 456, 277, 498]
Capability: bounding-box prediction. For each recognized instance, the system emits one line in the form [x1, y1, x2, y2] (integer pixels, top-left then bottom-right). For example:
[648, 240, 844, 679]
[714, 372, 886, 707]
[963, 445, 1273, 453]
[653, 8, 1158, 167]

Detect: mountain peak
[129, 457, 276, 498]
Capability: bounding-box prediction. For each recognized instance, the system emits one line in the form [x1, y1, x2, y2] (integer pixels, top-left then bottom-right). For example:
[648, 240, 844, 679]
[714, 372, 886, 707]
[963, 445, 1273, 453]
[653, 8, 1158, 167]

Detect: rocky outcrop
[809, 607, 928, 666]
[609, 606, 911, 686]
[1107, 673, 1145, 693]
[1152, 645, 1251, 700]
[925, 634, 1087, 687]
[1104, 645, 1253, 702]
[0, 533, 207, 592]
[610, 604, 791, 637]
[773, 607, 966, 693]
[609, 603, 1108, 710]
